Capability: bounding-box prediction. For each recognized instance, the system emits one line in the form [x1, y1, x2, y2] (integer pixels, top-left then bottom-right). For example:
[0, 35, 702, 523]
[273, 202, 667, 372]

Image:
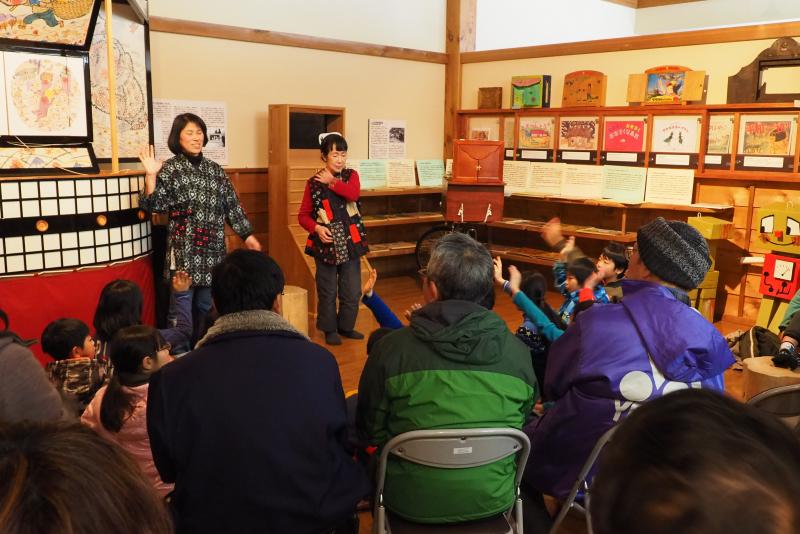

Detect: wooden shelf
[458, 102, 800, 115]
[362, 212, 443, 228]
[367, 241, 417, 259]
[361, 187, 443, 197]
[508, 193, 733, 213]
[490, 244, 561, 266]
[489, 218, 637, 242]
[696, 170, 800, 184]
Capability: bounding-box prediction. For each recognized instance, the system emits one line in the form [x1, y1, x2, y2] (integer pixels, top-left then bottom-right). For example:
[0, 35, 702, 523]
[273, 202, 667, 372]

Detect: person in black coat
[147, 250, 369, 534]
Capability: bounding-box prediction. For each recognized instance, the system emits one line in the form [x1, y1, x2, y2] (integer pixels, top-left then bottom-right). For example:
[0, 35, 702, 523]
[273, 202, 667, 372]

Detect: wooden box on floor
[742, 356, 800, 401]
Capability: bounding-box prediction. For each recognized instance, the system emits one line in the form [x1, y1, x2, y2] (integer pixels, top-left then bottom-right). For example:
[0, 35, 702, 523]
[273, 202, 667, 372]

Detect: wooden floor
[311, 275, 748, 534]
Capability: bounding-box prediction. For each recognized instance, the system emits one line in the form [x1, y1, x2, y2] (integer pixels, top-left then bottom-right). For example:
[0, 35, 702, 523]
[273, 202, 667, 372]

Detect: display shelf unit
[360, 187, 444, 275]
[457, 102, 800, 322]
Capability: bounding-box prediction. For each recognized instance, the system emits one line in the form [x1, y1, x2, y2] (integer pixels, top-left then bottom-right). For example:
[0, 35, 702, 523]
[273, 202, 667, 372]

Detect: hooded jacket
[524, 279, 735, 499]
[357, 300, 538, 524]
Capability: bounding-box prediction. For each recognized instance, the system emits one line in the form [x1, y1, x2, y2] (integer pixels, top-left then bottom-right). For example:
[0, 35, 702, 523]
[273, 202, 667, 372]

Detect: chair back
[550, 425, 617, 534]
[373, 428, 530, 534]
[747, 384, 800, 433]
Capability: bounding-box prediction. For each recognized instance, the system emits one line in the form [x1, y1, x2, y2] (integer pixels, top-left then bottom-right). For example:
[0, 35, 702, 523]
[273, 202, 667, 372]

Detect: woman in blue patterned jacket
[138, 113, 260, 337]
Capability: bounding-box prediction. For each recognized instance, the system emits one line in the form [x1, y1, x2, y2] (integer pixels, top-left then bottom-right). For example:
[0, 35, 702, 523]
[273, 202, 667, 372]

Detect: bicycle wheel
[415, 224, 453, 270]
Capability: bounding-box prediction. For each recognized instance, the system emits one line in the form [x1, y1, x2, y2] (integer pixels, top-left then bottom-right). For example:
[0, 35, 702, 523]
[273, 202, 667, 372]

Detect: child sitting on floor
[81, 325, 175, 498]
[595, 242, 629, 302]
[42, 318, 104, 415]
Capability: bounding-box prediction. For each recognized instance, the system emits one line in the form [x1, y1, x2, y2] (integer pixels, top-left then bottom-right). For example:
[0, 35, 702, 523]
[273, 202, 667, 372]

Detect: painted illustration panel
[4, 51, 89, 137]
[90, 1, 151, 160]
[559, 117, 599, 150]
[738, 115, 797, 156]
[651, 116, 701, 153]
[707, 115, 733, 155]
[0, 0, 99, 48]
[0, 144, 95, 172]
[645, 71, 684, 104]
[603, 119, 646, 152]
[518, 116, 554, 149]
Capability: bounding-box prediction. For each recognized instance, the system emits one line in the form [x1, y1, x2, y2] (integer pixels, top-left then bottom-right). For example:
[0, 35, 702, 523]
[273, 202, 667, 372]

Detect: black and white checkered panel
[0, 176, 152, 276]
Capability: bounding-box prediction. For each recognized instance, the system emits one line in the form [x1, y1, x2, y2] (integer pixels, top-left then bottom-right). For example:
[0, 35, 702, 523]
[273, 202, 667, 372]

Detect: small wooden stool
[742, 356, 800, 401]
[281, 285, 308, 336]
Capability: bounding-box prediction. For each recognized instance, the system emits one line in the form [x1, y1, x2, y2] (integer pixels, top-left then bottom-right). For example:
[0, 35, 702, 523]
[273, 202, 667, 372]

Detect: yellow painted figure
[756, 202, 800, 330]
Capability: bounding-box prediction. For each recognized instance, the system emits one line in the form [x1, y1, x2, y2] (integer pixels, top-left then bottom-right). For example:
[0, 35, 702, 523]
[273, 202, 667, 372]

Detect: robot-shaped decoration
[756, 202, 800, 330]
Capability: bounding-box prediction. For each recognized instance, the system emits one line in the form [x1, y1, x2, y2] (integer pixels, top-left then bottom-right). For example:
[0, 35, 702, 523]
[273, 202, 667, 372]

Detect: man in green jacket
[356, 232, 538, 524]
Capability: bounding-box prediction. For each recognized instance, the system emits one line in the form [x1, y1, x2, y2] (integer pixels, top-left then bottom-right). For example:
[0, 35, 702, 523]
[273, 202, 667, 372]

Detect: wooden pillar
[444, 0, 461, 159]
[104, 0, 119, 172]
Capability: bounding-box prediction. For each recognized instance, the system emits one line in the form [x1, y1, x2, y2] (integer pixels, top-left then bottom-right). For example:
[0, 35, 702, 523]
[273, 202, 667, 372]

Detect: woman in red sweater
[298, 133, 369, 345]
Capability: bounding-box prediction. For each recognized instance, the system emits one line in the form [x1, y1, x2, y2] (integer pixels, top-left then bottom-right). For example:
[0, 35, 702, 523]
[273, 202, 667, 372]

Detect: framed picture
[738, 115, 797, 156]
[0, 0, 101, 50]
[651, 116, 701, 153]
[602, 116, 647, 166]
[645, 71, 685, 104]
[559, 116, 599, 151]
[0, 142, 98, 175]
[90, 0, 153, 161]
[707, 115, 734, 154]
[3, 49, 91, 140]
[518, 116, 554, 149]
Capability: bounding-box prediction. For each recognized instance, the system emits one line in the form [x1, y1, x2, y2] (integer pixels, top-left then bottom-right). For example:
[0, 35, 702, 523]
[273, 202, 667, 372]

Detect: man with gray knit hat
[521, 217, 735, 502]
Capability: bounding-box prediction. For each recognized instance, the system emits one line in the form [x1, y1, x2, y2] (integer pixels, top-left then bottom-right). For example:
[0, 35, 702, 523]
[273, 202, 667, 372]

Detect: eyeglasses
[418, 267, 428, 279]
[625, 243, 638, 260]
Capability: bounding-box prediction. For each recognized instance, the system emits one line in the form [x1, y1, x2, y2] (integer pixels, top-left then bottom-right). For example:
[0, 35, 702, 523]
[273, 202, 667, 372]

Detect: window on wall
[475, 0, 800, 51]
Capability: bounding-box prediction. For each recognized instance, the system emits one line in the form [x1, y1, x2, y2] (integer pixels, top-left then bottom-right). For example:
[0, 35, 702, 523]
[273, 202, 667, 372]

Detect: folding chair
[747, 384, 800, 434]
[373, 428, 530, 534]
[548, 425, 617, 534]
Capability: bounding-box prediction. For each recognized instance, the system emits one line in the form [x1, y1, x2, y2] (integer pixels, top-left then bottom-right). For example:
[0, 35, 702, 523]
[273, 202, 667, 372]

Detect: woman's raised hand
[314, 168, 336, 185]
[138, 145, 163, 177]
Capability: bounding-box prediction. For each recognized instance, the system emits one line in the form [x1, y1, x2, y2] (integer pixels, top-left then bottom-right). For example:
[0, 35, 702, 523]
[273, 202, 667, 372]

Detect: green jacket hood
[410, 300, 512, 366]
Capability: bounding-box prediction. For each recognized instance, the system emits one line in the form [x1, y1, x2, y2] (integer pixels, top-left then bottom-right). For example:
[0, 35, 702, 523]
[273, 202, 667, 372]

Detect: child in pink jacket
[81, 325, 174, 497]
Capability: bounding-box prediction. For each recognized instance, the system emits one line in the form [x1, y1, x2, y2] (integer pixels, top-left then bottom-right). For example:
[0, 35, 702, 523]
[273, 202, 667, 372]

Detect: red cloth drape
[0, 255, 156, 366]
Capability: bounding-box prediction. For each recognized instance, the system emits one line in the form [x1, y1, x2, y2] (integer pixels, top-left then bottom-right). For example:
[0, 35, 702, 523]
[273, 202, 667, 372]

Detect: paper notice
[530, 162, 565, 196]
[154, 99, 228, 165]
[602, 165, 646, 203]
[561, 164, 604, 199]
[503, 160, 532, 194]
[416, 160, 445, 187]
[386, 159, 416, 187]
[356, 160, 388, 190]
[369, 119, 406, 159]
[644, 167, 694, 205]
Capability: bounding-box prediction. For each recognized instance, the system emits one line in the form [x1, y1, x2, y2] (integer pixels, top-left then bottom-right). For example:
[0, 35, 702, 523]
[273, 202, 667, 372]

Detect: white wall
[635, 0, 800, 35]
[149, 0, 446, 52]
[475, 0, 636, 50]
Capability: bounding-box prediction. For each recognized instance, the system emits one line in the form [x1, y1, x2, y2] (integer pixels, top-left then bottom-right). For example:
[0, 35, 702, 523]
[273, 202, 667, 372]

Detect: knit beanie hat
[637, 217, 711, 290]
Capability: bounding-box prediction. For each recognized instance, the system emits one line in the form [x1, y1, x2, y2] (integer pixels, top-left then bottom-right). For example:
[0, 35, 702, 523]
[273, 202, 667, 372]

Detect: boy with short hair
[42, 318, 104, 414]
[554, 237, 609, 325]
[596, 242, 629, 302]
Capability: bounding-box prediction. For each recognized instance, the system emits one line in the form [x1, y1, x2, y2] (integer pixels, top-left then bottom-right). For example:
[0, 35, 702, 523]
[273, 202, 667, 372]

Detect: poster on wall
[153, 99, 227, 165]
[518, 116, 554, 149]
[0, 0, 101, 49]
[4, 51, 90, 138]
[368, 118, 406, 159]
[738, 115, 796, 156]
[89, 1, 152, 161]
[705, 114, 734, 168]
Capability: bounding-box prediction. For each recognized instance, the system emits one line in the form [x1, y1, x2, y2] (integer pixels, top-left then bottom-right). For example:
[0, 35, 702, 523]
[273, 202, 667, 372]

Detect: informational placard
[562, 164, 604, 199]
[416, 159, 445, 187]
[368, 118, 406, 159]
[386, 159, 416, 187]
[445, 159, 453, 179]
[644, 167, 694, 205]
[350, 159, 387, 190]
[154, 99, 228, 165]
[602, 165, 646, 203]
[530, 162, 565, 196]
[503, 160, 532, 194]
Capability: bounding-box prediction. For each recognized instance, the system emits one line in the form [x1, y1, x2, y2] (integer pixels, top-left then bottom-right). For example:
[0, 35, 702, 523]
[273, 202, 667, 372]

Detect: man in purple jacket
[523, 217, 735, 501]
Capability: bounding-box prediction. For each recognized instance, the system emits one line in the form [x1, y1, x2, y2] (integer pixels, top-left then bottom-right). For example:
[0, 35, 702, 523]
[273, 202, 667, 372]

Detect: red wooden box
[452, 140, 504, 185]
